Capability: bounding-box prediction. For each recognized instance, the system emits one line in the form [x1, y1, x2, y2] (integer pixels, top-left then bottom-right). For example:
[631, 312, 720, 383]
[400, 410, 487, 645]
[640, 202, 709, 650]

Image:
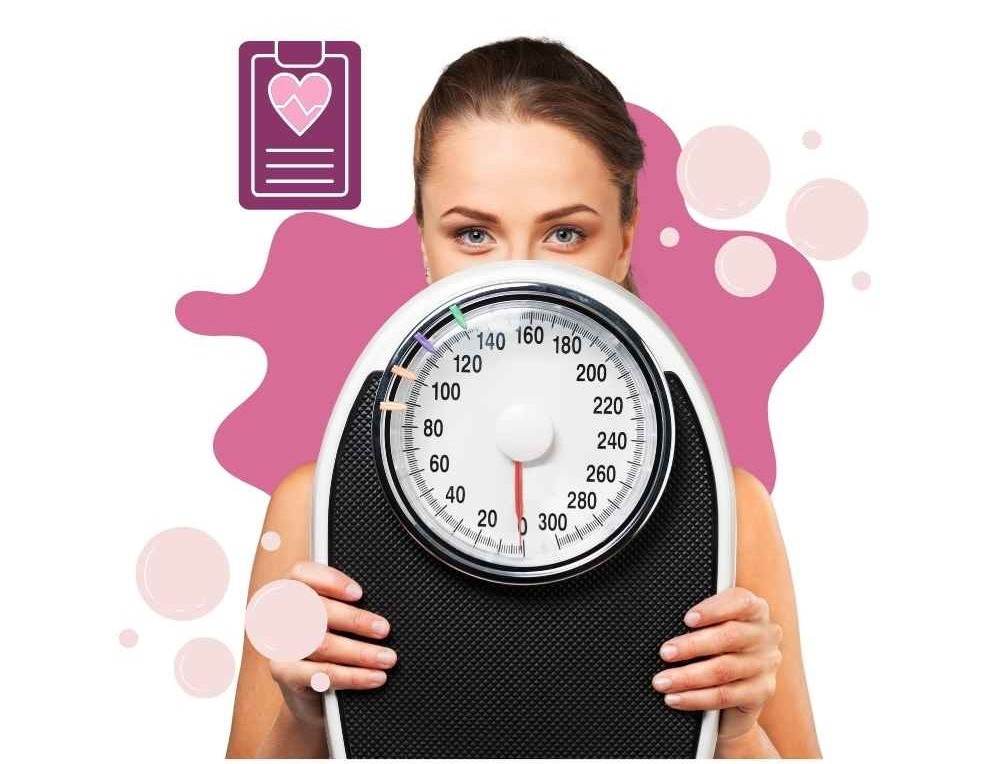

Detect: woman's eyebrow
[536, 204, 599, 222]
[441, 206, 500, 223]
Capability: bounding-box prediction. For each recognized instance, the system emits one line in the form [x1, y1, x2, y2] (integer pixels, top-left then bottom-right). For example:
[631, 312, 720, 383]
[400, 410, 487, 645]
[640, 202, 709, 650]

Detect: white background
[2, 1, 998, 760]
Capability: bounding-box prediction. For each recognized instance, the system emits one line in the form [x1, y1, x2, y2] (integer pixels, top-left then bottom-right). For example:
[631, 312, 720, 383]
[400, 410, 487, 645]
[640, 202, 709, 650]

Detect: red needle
[514, 460, 524, 537]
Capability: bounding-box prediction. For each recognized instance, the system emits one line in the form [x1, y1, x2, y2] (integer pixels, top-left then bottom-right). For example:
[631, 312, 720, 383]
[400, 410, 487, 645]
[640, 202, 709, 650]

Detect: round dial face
[376, 286, 672, 584]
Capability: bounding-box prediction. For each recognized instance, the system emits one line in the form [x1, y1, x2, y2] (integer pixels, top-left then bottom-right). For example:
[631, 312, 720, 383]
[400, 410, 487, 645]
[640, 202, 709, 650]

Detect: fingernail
[345, 581, 363, 600]
[665, 693, 682, 706]
[371, 617, 390, 637]
[652, 675, 672, 691]
[367, 671, 387, 688]
[684, 610, 701, 627]
[660, 644, 678, 660]
[376, 648, 397, 668]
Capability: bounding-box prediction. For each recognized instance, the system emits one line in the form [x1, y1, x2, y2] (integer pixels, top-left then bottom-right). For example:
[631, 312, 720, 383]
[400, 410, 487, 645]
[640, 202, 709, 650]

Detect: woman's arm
[227, 462, 323, 757]
[721, 468, 821, 758]
[227, 462, 396, 758]
[651, 468, 821, 758]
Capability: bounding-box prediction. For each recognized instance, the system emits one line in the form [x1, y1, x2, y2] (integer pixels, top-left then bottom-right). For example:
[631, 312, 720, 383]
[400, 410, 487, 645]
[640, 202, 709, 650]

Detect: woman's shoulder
[733, 467, 777, 527]
[258, 462, 317, 563]
[271, 461, 317, 506]
[731, 467, 785, 582]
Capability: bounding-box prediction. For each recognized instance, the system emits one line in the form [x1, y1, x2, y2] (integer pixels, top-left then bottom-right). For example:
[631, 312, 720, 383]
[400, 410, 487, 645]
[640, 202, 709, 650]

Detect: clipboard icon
[239, 41, 361, 210]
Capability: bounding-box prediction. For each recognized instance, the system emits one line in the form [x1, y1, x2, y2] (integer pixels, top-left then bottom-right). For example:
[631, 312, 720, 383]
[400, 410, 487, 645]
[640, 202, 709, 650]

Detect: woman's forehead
[422, 117, 617, 216]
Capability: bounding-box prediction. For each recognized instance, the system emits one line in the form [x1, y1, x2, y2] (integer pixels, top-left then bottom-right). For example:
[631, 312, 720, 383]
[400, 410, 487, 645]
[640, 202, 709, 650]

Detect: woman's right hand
[268, 560, 397, 728]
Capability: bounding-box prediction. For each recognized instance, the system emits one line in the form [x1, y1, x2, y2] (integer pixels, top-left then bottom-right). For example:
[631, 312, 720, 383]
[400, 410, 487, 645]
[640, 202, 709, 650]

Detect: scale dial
[376, 285, 673, 584]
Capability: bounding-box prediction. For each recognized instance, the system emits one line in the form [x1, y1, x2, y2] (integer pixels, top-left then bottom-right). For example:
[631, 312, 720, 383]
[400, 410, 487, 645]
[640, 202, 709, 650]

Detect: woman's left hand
[652, 586, 783, 741]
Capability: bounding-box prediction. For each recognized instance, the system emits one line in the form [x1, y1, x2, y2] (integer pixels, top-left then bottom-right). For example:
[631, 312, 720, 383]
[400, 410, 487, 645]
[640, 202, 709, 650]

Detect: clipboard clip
[274, 41, 327, 68]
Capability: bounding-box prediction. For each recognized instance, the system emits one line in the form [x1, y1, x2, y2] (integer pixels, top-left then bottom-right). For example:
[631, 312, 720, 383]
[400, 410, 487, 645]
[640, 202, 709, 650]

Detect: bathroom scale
[312, 260, 735, 758]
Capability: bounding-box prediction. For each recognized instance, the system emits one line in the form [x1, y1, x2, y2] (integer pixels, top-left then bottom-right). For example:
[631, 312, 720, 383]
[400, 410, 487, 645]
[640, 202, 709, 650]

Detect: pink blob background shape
[176, 104, 824, 492]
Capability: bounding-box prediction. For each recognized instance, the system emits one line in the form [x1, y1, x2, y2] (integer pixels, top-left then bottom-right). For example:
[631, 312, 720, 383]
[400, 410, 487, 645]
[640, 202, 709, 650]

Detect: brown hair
[413, 37, 644, 293]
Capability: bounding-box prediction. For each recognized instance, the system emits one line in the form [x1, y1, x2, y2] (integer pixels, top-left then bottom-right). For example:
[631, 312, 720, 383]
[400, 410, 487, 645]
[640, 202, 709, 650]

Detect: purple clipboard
[239, 41, 361, 210]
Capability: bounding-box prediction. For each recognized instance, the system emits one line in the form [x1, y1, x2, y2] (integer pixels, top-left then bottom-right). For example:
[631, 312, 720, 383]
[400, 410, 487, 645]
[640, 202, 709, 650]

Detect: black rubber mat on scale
[327, 371, 718, 758]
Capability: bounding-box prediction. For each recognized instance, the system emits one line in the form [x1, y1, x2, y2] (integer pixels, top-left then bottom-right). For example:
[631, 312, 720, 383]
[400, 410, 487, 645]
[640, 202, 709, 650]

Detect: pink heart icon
[267, 73, 332, 136]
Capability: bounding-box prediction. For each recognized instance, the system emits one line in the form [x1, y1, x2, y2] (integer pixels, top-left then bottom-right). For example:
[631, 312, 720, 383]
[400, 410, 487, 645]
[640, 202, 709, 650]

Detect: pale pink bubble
[715, 236, 777, 298]
[852, 271, 872, 290]
[658, 227, 680, 248]
[310, 671, 331, 692]
[174, 637, 235, 698]
[677, 126, 770, 219]
[245, 579, 328, 661]
[136, 528, 229, 620]
[802, 130, 822, 150]
[260, 530, 282, 552]
[787, 178, 868, 260]
[118, 629, 138, 648]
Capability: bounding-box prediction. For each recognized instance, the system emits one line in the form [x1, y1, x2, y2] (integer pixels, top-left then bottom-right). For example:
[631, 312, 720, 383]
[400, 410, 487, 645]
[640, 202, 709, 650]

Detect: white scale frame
[312, 260, 736, 759]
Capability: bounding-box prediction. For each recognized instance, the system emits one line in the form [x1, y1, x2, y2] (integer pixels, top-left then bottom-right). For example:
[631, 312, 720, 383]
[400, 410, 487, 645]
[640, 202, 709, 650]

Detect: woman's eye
[455, 228, 494, 248]
[545, 226, 587, 247]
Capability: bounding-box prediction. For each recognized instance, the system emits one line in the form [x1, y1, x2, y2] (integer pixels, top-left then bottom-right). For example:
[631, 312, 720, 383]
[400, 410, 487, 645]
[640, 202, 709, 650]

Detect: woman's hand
[652, 586, 783, 742]
[267, 560, 397, 728]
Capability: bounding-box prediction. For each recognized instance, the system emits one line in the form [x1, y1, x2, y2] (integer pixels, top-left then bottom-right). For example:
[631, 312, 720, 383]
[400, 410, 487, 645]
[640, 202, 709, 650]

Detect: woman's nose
[503, 238, 539, 262]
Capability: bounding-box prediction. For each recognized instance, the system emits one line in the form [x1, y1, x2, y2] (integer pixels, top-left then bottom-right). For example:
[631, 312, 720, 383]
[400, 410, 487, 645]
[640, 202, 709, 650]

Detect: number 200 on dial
[376, 287, 673, 584]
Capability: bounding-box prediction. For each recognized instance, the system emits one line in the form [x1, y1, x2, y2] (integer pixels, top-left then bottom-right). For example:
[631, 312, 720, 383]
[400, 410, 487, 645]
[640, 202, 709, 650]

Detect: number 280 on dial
[375, 286, 673, 584]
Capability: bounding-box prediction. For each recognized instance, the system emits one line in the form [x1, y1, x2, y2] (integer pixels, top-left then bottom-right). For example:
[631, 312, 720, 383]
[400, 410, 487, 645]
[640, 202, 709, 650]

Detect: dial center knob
[494, 402, 554, 463]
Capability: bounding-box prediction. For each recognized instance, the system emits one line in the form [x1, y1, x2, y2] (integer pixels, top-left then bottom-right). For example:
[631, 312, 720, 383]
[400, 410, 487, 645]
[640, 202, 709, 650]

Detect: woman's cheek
[426, 244, 494, 280]
[541, 244, 619, 281]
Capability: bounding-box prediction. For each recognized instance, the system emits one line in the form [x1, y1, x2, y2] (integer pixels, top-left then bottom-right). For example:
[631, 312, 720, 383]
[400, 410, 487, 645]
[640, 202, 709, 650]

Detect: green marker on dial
[449, 304, 467, 329]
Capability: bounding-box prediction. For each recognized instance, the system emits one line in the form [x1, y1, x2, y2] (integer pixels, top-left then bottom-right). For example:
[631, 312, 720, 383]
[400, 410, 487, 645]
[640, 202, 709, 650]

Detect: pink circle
[715, 236, 777, 298]
[174, 638, 235, 698]
[310, 671, 331, 692]
[260, 531, 282, 552]
[677, 126, 770, 219]
[787, 178, 868, 260]
[136, 528, 229, 620]
[852, 271, 872, 290]
[245, 579, 328, 661]
[119, 629, 138, 648]
[802, 130, 822, 150]
[658, 227, 680, 248]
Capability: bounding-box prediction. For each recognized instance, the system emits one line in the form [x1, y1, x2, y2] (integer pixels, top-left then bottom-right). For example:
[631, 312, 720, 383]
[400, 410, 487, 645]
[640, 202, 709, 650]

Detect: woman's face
[419, 117, 636, 284]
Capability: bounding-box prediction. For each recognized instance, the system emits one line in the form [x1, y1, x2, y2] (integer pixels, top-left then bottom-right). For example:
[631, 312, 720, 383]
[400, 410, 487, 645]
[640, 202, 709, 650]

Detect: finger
[325, 599, 391, 639]
[660, 620, 766, 662]
[271, 659, 387, 692]
[286, 561, 363, 602]
[663, 673, 775, 711]
[683, 587, 768, 628]
[652, 652, 766, 693]
[309, 632, 397, 670]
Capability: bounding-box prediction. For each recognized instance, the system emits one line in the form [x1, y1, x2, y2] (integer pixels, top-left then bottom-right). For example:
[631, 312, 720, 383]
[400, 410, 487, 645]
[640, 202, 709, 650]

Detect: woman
[227, 37, 820, 758]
